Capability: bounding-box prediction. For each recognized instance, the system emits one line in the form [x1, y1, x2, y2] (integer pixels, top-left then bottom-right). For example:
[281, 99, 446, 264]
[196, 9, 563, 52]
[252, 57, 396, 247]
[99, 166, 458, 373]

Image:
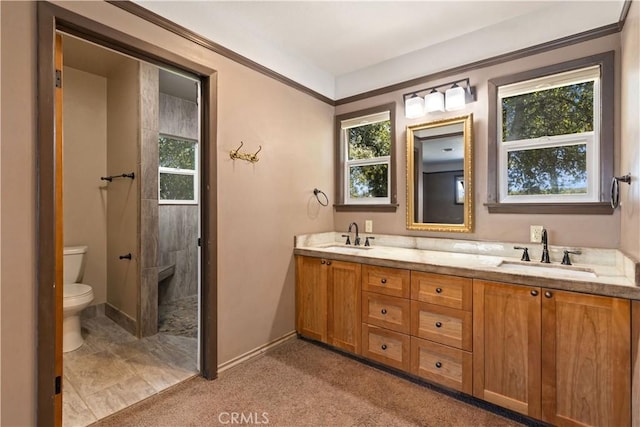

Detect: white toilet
[63, 245, 94, 352]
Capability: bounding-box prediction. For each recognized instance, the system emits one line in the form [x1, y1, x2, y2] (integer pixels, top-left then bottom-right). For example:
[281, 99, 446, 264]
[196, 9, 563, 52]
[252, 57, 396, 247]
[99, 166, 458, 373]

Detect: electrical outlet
[365, 220, 373, 233]
[530, 225, 544, 243]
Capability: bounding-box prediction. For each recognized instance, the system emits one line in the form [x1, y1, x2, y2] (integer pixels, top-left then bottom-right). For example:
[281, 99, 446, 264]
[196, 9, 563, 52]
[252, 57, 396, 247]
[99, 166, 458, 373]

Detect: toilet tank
[63, 245, 88, 284]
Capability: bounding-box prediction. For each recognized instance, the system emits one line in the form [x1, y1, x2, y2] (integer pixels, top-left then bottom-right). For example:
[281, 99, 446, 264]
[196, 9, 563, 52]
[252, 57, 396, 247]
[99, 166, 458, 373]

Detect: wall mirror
[406, 114, 473, 232]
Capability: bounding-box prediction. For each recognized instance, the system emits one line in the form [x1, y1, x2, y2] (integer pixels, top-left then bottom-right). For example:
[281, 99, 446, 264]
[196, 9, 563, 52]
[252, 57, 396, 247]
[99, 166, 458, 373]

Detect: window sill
[334, 204, 399, 213]
[485, 202, 613, 215]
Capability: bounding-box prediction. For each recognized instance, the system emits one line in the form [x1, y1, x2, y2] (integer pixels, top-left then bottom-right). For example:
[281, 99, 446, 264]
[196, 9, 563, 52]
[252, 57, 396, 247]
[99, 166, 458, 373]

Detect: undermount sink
[498, 260, 597, 278]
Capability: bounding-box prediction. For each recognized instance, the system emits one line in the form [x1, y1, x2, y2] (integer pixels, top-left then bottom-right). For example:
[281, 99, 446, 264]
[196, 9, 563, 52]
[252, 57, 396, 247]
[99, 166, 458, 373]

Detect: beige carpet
[93, 337, 530, 427]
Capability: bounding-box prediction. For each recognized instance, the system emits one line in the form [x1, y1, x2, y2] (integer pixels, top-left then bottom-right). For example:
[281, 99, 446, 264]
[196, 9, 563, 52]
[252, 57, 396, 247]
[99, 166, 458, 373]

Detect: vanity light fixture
[404, 94, 425, 119]
[403, 78, 476, 118]
[424, 89, 445, 113]
[445, 83, 466, 111]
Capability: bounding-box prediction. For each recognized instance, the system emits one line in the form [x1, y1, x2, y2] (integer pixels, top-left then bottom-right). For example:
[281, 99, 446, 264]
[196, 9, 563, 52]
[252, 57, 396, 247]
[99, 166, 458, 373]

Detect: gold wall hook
[230, 141, 261, 163]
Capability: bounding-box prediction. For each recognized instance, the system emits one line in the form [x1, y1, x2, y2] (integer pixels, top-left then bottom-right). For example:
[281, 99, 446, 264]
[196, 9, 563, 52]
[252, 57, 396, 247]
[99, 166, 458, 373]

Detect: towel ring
[610, 173, 631, 209]
[313, 188, 329, 207]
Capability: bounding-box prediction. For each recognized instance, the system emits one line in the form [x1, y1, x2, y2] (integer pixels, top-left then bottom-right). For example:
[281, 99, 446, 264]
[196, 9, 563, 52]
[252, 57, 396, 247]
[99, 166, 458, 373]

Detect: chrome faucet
[348, 222, 360, 246]
[541, 229, 550, 263]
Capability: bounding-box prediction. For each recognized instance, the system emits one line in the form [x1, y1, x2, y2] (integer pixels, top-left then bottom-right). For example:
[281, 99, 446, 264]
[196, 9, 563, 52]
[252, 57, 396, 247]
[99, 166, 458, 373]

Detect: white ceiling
[134, 1, 625, 100]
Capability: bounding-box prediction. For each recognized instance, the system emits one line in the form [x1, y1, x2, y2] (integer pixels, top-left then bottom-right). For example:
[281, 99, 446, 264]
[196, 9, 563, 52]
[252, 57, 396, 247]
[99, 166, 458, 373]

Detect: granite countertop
[294, 232, 640, 300]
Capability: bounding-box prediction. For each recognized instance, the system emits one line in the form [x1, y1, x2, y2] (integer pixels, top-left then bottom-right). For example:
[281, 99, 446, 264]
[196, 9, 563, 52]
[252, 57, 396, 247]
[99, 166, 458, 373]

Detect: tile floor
[62, 314, 198, 427]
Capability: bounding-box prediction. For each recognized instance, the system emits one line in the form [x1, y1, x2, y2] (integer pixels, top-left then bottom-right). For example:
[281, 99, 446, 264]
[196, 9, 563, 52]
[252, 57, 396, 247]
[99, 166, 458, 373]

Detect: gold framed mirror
[406, 114, 473, 232]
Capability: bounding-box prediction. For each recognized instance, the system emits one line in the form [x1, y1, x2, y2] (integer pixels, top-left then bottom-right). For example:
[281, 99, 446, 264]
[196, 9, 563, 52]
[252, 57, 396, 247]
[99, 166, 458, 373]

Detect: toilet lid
[64, 283, 93, 298]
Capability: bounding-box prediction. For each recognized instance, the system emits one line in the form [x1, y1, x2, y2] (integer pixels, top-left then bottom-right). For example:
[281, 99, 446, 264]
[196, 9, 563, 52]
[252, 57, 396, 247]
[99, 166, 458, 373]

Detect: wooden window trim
[486, 51, 615, 215]
[334, 102, 398, 212]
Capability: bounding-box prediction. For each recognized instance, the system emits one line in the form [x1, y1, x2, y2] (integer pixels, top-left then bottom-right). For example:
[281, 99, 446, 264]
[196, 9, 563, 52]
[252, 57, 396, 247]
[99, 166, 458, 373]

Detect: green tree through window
[500, 80, 594, 197]
[347, 121, 390, 199]
[159, 135, 197, 202]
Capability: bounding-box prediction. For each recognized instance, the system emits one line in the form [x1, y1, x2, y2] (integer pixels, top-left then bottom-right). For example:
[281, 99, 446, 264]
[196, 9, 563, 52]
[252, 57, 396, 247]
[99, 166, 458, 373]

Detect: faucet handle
[561, 250, 582, 266]
[514, 246, 530, 262]
[341, 234, 351, 245]
[365, 236, 375, 247]
[354, 236, 361, 246]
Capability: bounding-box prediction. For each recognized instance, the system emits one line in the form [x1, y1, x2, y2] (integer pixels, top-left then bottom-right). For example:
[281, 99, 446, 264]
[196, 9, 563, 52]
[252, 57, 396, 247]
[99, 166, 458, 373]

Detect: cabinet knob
[531, 290, 539, 296]
[435, 321, 442, 328]
[381, 308, 387, 315]
[381, 344, 387, 350]
[381, 278, 387, 284]
[436, 287, 442, 293]
[544, 291, 552, 298]
[326, 261, 332, 266]
[320, 260, 326, 265]
[435, 362, 442, 368]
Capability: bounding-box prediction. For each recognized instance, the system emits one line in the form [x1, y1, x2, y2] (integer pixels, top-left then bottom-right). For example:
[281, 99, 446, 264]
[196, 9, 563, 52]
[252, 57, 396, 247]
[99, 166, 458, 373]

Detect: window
[487, 52, 614, 214]
[159, 135, 198, 204]
[335, 103, 397, 211]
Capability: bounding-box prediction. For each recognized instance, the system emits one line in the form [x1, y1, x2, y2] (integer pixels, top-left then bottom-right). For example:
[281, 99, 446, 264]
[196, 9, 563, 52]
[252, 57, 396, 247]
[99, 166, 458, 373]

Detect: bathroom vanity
[294, 232, 640, 427]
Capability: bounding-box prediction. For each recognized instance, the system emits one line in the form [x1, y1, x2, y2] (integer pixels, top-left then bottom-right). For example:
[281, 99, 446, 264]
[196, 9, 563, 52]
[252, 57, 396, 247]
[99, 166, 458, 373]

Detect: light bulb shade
[445, 84, 466, 111]
[405, 96, 425, 118]
[424, 90, 445, 113]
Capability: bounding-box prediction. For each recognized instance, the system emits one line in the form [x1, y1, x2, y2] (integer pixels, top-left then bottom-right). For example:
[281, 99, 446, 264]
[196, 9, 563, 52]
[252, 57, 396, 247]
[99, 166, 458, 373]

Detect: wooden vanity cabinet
[541, 290, 630, 427]
[474, 279, 631, 427]
[295, 255, 362, 354]
[295, 256, 327, 342]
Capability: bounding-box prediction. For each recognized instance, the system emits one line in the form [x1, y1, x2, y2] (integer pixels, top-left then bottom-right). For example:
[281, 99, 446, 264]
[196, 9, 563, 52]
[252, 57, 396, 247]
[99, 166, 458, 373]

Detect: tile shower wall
[158, 93, 198, 303]
[139, 63, 160, 337]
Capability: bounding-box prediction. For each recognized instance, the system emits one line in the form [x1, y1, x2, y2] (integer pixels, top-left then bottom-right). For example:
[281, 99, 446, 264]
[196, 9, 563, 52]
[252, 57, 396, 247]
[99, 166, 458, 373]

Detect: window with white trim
[340, 111, 391, 205]
[158, 135, 198, 204]
[498, 66, 600, 203]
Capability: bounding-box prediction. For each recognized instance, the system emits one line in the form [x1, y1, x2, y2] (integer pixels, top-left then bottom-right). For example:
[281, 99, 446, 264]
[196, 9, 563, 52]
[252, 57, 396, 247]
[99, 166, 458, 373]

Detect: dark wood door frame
[37, 3, 218, 425]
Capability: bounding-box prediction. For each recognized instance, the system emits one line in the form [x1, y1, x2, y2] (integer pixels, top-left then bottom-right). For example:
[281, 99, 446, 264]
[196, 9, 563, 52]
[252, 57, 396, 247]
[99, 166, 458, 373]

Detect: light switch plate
[530, 225, 544, 243]
[365, 220, 373, 233]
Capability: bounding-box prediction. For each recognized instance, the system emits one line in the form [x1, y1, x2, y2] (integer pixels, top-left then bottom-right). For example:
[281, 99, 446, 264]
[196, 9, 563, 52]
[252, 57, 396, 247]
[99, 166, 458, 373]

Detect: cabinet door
[542, 290, 630, 427]
[473, 280, 541, 418]
[295, 256, 327, 342]
[327, 260, 362, 354]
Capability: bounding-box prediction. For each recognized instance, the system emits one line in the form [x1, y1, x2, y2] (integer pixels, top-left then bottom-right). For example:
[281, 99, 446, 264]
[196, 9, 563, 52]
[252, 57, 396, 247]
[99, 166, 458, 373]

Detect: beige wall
[335, 34, 623, 249]
[106, 58, 140, 322]
[63, 66, 108, 305]
[1, 3, 36, 426]
[0, 1, 333, 423]
[620, 1, 640, 260]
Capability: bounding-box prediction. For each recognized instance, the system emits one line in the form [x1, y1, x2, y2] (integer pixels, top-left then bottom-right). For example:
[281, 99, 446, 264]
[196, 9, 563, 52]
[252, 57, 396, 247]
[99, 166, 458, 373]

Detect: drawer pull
[435, 287, 442, 293]
[381, 278, 387, 284]
[381, 308, 387, 315]
[544, 291, 553, 298]
[435, 362, 442, 368]
[435, 321, 442, 328]
[326, 261, 332, 266]
[381, 344, 387, 350]
[320, 260, 326, 265]
[531, 290, 539, 296]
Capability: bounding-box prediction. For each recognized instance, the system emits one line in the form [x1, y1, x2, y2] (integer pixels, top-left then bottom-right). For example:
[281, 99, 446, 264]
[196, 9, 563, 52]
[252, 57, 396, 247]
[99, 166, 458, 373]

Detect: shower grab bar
[101, 172, 135, 182]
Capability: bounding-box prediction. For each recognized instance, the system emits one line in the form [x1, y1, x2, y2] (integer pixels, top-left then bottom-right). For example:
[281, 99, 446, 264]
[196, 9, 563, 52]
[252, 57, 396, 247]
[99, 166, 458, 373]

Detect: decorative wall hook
[230, 141, 261, 163]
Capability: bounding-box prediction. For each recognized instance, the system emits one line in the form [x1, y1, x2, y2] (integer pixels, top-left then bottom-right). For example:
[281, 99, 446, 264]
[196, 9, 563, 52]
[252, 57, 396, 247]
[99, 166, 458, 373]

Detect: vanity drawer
[411, 272, 472, 311]
[362, 292, 411, 334]
[362, 265, 410, 298]
[411, 301, 472, 351]
[410, 337, 472, 394]
[361, 324, 410, 371]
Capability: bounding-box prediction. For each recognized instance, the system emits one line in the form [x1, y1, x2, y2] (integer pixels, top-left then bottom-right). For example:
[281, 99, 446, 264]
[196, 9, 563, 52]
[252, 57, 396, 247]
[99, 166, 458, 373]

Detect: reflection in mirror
[406, 115, 473, 232]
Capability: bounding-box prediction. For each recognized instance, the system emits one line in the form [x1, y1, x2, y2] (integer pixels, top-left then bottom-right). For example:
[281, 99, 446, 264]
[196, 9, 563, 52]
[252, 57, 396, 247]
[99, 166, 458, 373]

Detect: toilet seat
[64, 283, 93, 299]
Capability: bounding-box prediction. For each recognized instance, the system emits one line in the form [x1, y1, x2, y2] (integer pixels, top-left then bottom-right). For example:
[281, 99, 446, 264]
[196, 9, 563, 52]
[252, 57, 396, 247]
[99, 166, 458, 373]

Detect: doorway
[37, 3, 218, 427]
[60, 34, 203, 426]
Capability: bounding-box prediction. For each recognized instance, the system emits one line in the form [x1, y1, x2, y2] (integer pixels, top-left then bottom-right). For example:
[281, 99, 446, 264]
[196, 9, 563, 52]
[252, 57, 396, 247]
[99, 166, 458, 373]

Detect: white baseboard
[217, 330, 297, 373]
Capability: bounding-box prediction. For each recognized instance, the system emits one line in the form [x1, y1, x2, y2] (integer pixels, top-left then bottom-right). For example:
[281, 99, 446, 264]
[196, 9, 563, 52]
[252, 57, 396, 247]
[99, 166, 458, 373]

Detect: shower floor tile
[63, 314, 197, 427]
